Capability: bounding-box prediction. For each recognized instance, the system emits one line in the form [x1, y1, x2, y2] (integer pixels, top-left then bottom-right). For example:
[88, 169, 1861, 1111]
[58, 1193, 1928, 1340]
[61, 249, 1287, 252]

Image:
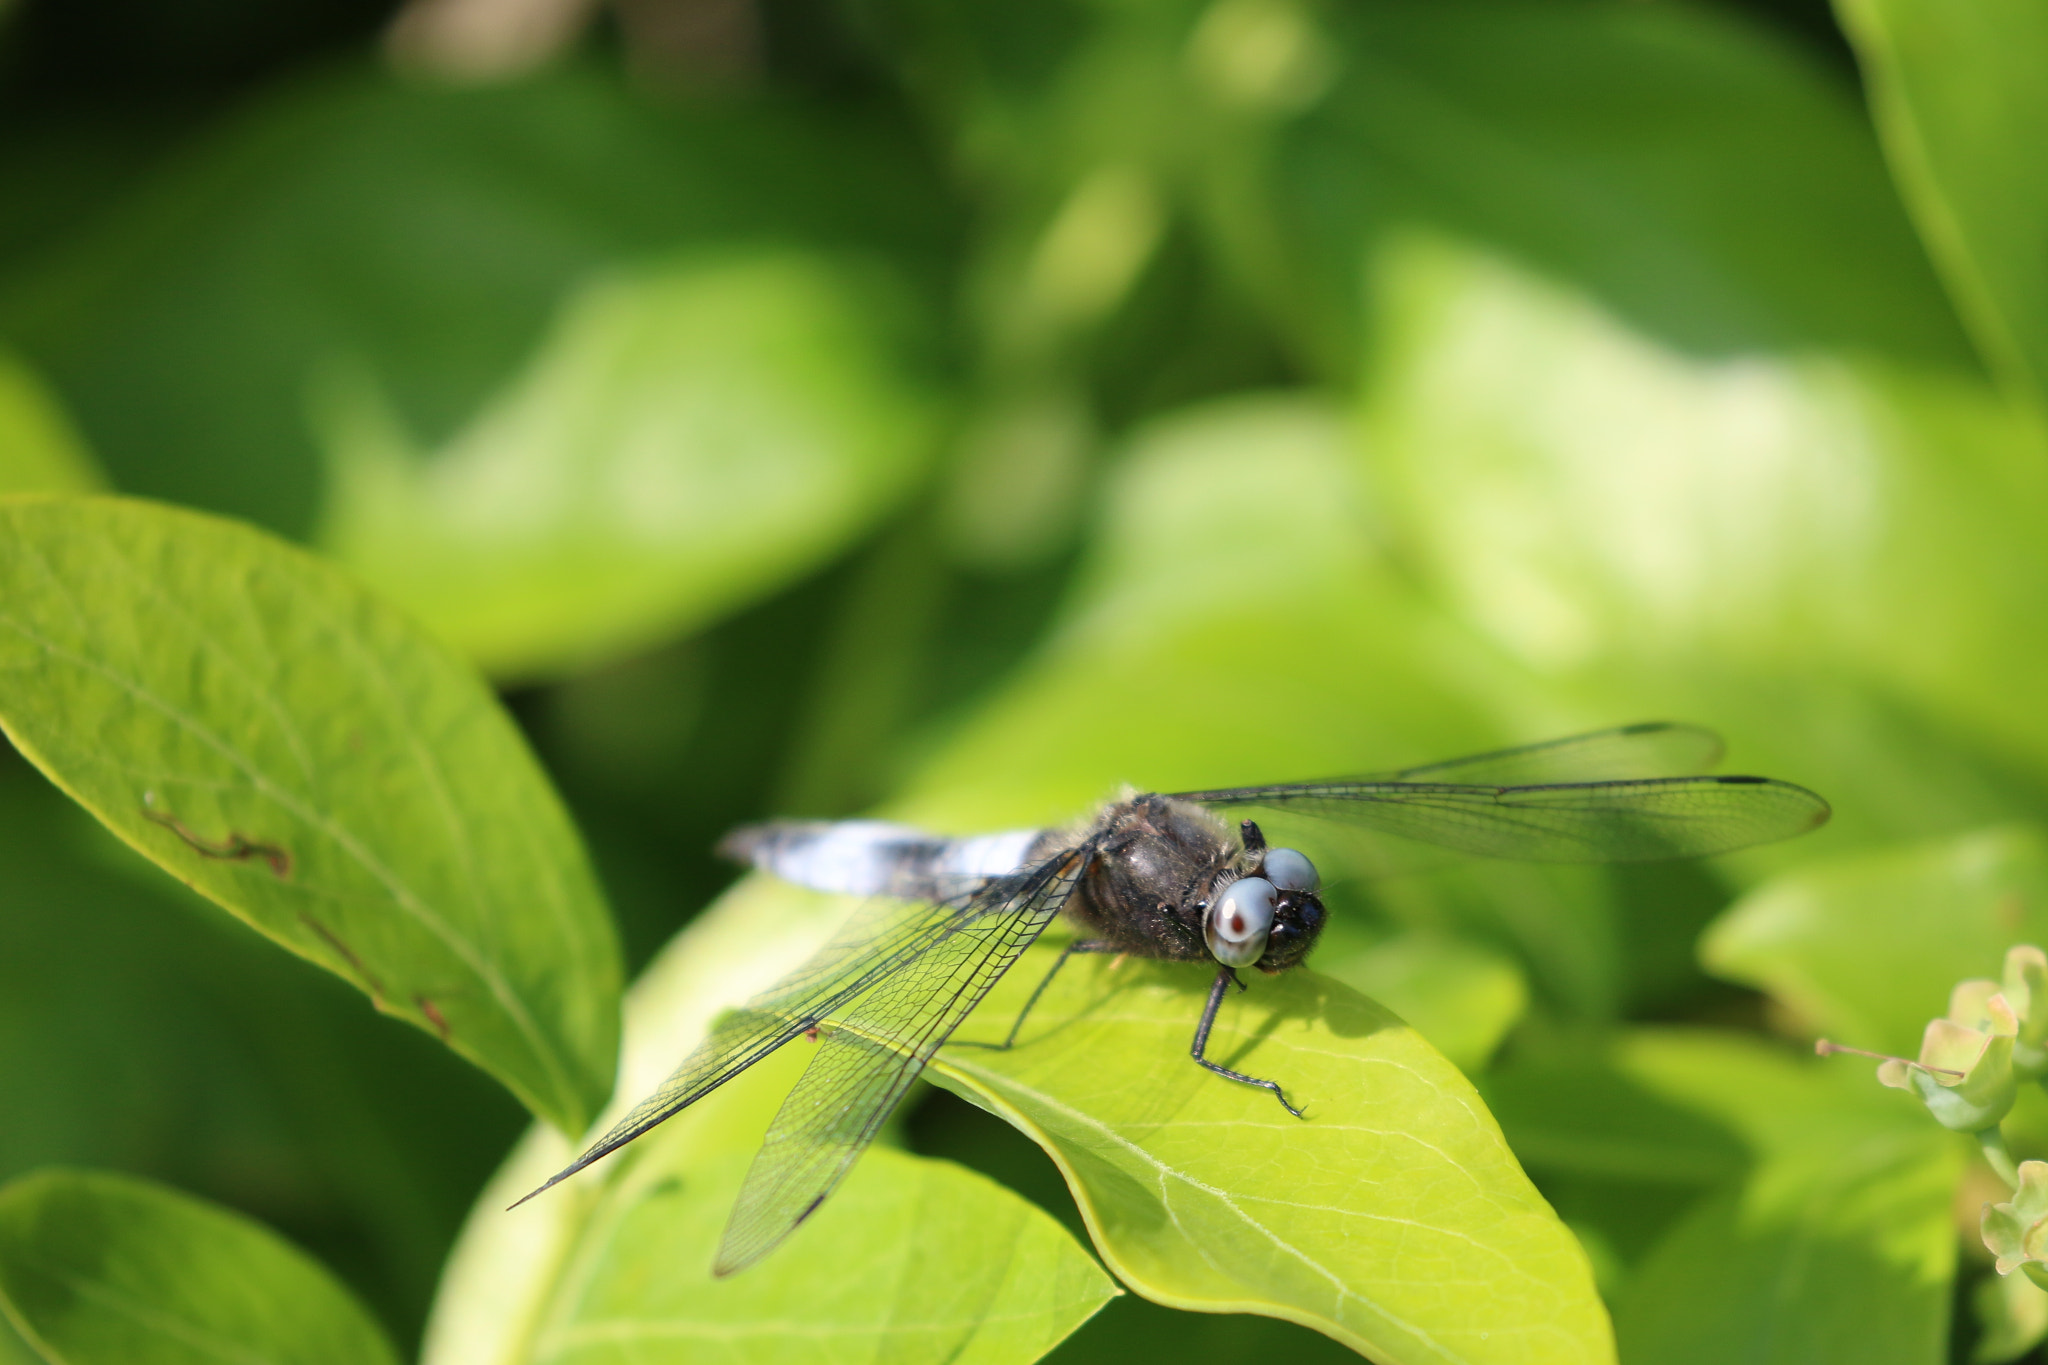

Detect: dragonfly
[512, 722, 1828, 1273]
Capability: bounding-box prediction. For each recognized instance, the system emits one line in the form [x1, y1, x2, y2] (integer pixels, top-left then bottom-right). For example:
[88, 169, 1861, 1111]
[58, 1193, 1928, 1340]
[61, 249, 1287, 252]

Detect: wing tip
[1712, 773, 1833, 841]
[505, 1143, 617, 1212]
[712, 1193, 827, 1277]
[504, 1170, 565, 1212]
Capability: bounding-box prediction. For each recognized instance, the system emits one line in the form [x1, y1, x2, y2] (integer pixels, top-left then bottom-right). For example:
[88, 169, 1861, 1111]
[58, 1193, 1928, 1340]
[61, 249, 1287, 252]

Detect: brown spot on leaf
[141, 803, 291, 878]
[416, 995, 452, 1040]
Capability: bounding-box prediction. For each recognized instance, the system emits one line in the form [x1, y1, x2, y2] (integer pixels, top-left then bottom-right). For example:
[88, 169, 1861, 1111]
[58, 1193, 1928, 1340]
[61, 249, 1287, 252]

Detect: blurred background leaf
[318, 248, 940, 679]
[0, 351, 99, 494]
[1609, 1033, 1957, 1365]
[1704, 826, 2048, 1056]
[0, 1167, 399, 1365]
[1359, 235, 2048, 842]
[0, 62, 954, 550]
[1202, 0, 1973, 380]
[1484, 1031, 1960, 1365]
[1835, 0, 2048, 409]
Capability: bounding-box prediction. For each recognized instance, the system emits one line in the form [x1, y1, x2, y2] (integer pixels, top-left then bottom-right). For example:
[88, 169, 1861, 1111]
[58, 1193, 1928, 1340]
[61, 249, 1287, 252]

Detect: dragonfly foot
[1195, 1057, 1304, 1117]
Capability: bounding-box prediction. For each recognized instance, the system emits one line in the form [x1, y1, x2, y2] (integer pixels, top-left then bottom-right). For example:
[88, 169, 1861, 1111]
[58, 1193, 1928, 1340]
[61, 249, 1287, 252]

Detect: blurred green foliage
[0, 1168, 400, 1364]
[2, 0, 2047, 1360]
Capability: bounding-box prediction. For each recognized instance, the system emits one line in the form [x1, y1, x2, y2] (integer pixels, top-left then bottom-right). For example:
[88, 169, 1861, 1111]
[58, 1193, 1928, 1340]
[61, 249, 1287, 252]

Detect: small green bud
[1986, 1161, 2048, 1291]
[2004, 946, 2048, 1080]
[1878, 984, 2018, 1131]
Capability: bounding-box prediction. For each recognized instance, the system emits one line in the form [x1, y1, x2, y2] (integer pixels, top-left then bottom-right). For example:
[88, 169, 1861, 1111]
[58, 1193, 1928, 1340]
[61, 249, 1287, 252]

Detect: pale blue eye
[1205, 876, 1276, 968]
[1263, 847, 1319, 893]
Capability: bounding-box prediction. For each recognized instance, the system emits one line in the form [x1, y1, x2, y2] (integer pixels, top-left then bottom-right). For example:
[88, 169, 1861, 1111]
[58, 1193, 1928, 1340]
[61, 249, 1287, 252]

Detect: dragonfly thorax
[1066, 795, 1326, 973]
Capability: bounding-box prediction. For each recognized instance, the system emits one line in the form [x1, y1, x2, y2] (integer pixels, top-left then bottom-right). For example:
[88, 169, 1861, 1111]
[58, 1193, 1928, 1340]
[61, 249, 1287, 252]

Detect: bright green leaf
[1360, 234, 2048, 838]
[0, 496, 621, 1135]
[1837, 0, 2048, 407]
[0, 354, 99, 497]
[532, 1142, 1114, 1365]
[426, 876, 1116, 1365]
[932, 950, 1612, 1364]
[317, 250, 939, 680]
[0, 1168, 398, 1365]
[1606, 1031, 1961, 1365]
[1702, 825, 2048, 1056]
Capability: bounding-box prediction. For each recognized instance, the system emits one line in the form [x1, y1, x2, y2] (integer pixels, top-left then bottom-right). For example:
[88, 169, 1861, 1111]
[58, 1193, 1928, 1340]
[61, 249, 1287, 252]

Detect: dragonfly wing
[714, 844, 1093, 1274]
[512, 867, 1062, 1208]
[1377, 722, 1726, 785]
[1175, 775, 1829, 862]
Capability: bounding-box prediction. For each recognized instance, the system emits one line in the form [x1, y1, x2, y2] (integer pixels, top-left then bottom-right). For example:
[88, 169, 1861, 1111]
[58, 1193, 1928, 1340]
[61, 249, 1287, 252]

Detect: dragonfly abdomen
[722, 819, 1045, 901]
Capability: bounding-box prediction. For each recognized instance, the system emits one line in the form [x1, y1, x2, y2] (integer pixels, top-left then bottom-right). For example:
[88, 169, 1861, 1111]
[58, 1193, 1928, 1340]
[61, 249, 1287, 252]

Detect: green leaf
[1604, 1031, 1961, 1365]
[1482, 1048, 1750, 1190]
[0, 1168, 398, 1365]
[316, 250, 940, 680]
[931, 950, 1611, 1364]
[535, 1141, 1113, 1365]
[1702, 825, 2048, 1056]
[1314, 929, 1528, 1074]
[0, 354, 99, 497]
[425, 877, 1116, 1365]
[0, 750, 526, 1341]
[0, 496, 621, 1135]
[1837, 0, 2048, 407]
[1232, 0, 1971, 378]
[1358, 234, 2048, 836]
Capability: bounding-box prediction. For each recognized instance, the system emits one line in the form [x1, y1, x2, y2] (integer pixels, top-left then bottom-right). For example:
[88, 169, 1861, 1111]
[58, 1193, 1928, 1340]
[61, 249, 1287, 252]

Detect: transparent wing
[714, 844, 1093, 1274]
[511, 848, 1084, 1211]
[1374, 722, 1725, 785]
[1172, 774, 1829, 863]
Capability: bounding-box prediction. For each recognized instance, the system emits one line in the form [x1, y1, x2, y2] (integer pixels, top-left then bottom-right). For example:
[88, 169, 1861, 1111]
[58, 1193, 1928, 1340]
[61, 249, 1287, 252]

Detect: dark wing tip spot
[1620, 720, 1676, 735]
[1715, 774, 1769, 785]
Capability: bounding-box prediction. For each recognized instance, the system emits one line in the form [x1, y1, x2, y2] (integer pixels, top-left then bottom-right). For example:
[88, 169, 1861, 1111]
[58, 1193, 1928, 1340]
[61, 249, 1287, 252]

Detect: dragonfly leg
[1191, 968, 1304, 1118]
[952, 939, 1113, 1051]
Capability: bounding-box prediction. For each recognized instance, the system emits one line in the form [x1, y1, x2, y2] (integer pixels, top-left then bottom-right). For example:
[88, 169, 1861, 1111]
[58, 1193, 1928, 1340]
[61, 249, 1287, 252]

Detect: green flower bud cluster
[1985, 1162, 2048, 1291]
[1836, 947, 2048, 1293]
[1875, 946, 2048, 1133]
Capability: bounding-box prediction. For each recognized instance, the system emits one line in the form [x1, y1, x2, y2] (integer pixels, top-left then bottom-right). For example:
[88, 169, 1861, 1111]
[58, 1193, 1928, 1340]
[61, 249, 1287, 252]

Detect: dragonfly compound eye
[1262, 847, 1319, 893]
[1206, 876, 1276, 968]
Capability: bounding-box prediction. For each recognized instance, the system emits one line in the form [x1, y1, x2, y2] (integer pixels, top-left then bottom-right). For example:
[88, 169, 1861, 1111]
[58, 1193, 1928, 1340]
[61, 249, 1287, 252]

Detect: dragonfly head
[1202, 845, 1325, 972]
